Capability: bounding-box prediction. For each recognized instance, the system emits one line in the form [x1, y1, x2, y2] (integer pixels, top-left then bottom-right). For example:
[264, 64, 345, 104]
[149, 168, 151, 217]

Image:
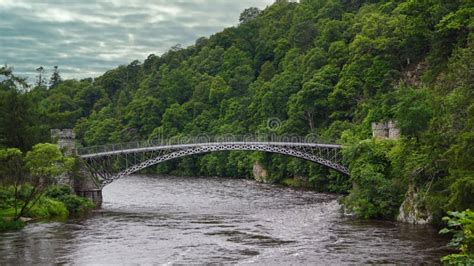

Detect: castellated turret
[371, 120, 400, 139]
[51, 129, 76, 156]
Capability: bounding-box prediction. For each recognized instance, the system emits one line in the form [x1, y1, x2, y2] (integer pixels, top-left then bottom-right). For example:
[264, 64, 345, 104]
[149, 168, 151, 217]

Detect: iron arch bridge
[77, 135, 349, 188]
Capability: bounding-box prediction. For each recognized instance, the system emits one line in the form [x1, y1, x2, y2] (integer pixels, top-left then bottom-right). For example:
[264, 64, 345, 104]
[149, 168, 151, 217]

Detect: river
[0, 175, 450, 264]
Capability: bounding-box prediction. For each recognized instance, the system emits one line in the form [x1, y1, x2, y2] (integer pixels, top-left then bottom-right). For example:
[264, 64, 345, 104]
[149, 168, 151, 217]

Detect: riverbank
[0, 185, 94, 232]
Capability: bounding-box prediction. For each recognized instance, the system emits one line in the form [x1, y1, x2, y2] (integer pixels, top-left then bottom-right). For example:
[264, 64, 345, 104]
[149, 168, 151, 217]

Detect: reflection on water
[0, 175, 450, 264]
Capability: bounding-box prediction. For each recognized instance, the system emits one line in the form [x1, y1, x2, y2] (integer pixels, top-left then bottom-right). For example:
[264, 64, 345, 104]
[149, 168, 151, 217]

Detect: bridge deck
[79, 142, 342, 158]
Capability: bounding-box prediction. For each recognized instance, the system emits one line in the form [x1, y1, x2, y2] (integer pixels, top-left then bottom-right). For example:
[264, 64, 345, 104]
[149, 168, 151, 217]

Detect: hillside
[1, 0, 472, 223]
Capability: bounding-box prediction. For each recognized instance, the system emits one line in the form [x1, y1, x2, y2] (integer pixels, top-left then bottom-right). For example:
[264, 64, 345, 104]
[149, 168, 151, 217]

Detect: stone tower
[50, 129, 102, 207]
[371, 120, 400, 139]
[51, 129, 76, 156]
[388, 120, 401, 139]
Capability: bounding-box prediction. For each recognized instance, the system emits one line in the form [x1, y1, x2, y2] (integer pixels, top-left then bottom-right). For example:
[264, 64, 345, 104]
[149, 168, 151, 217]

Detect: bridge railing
[76, 133, 334, 156]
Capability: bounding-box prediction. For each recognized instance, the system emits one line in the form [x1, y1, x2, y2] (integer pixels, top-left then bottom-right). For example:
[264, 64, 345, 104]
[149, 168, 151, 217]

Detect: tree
[0, 65, 28, 90]
[14, 143, 73, 220]
[124, 97, 164, 136]
[239, 7, 261, 24]
[160, 103, 189, 136]
[289, 21, 316, 51]
[259, 61, 275, 81]
[0, 148, 24, 213]
[35, 66, 47, 87]
[41, 93, 81, 128]
[73, 85, 107, 117]
[0, 74, 31, 150]
[49, 66, 62, 88]
[208, 76, 231, 104]
[394, 87, 433, 138]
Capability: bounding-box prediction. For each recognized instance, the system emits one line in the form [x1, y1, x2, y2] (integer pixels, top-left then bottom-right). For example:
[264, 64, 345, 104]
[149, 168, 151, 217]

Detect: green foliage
[60, 195, 94, 215]
[440, 210, 474, 264]
[448, 176, 474, 212]
[44, 185, 94, 215]
[0, 144, 75, 220]
[342, 140, 405, 219]
[0, 148, 24, 184]
[0, 183, 93, 231]
[0, 186, 15, 209]
[394, 87, 433, 138]
[239, 7, 261, 24]
[25, 143, 70, 179]
[28, 197, 68, 219]
[49, 66, 62, 88]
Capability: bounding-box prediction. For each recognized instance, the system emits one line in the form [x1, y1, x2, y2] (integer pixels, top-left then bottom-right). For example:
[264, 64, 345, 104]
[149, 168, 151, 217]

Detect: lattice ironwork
[79, 140, 349, 188]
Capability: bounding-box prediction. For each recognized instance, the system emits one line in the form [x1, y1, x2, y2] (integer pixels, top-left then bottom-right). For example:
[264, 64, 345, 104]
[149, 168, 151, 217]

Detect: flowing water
[0, 175, 450, 264]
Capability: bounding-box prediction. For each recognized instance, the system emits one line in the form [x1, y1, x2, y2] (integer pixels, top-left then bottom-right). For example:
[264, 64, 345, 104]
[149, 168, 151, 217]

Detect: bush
[44, 185, 73, 199]
[440, 210, 474, 264]
[61, 194, 94, 215]
[44, 185, 94, 215]
[448, 175, 474, 211]
[0, 186, 14, 209]
[27, 197, 68, 219]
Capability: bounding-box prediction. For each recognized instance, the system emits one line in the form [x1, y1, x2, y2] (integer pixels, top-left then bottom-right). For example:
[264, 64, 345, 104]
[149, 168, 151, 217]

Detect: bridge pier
[73, 167, 103, 208]
[51, 129, 103, 208]
[75, 189, 103, 207]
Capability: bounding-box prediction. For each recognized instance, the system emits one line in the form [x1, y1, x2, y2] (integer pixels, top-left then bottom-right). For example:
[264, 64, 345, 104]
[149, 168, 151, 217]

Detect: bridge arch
[79, 142, 349, 188]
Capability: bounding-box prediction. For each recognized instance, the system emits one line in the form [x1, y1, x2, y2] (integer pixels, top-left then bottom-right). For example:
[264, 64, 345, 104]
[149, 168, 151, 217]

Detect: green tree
[0, 67, 33, 150]
[124, 97, 164, 136]
[394, 87, 433, 138]
[208, 76, 231, 104]
[239, 7, 261, 24]
[0, 148, 25, 214]
[35, 66, 47, 87]
[49, 66, 62, 88]
[14, 143, 73, 220]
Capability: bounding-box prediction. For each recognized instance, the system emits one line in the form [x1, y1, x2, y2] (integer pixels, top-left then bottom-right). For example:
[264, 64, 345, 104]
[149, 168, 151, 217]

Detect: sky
[0, 0, 274, 82]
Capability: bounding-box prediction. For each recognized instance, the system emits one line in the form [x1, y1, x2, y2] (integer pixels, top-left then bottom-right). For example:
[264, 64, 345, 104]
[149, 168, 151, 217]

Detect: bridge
[76, 135, 349, 189]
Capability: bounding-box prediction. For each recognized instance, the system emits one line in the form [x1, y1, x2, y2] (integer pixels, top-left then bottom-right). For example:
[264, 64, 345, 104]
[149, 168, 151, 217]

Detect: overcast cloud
[0, 0, 274, 82]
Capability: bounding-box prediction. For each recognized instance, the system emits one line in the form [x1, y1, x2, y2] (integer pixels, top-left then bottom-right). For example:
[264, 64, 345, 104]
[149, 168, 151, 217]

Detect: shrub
[27, 197, 68, 219]
[44, 185, 94, 215]
[60, 194, 94, 215]
[440, 210, 474, 264]
[0, 186, 14, 209]
[44, 185, 73, 199]
[448, 175, 474, 211]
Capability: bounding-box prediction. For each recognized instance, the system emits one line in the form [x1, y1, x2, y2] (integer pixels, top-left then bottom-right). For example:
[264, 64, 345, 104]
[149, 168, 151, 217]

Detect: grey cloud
[0, 0, 274, 82]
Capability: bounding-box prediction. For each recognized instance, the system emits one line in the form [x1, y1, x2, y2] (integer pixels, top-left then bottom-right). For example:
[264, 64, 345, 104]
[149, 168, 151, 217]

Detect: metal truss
[79, 142, 349, 188]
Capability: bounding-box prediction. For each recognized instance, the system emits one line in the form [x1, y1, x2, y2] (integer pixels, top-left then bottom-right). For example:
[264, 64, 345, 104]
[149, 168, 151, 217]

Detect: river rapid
[0, 175, 450, 264]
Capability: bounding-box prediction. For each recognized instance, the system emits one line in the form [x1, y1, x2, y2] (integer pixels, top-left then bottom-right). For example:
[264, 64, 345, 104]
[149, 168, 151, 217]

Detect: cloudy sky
[0, 0, 274, 82]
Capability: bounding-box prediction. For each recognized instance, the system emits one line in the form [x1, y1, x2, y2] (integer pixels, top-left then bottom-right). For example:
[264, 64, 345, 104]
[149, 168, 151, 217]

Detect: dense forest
[1, 0, 472, 226]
